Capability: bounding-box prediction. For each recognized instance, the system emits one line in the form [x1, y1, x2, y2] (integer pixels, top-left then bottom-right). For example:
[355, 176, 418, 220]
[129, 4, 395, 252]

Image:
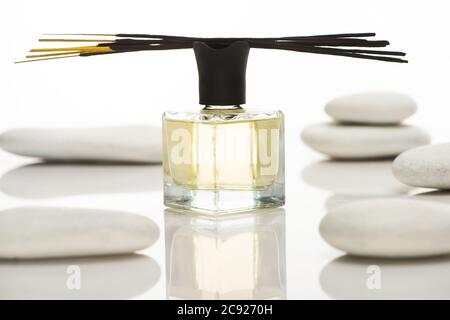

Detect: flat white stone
[320, 198, 450, 258]
[0, 207, 159, 259]
[0, 126, 162, 163]
[325, 91, 417, 124]
[301, 123, 430, 159]
[393, 143, 450, 189]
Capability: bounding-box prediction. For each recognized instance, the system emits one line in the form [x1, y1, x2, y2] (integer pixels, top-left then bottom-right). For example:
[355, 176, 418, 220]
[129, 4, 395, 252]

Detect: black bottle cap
[193, 41, 250, 106]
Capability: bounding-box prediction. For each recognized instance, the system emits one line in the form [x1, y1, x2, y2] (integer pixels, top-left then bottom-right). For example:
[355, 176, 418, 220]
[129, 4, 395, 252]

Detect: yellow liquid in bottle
[163, 111, 283, 191]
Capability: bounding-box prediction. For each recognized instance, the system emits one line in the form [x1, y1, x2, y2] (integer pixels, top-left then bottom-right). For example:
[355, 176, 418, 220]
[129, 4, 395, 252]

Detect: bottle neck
[201, 104, 244, 111]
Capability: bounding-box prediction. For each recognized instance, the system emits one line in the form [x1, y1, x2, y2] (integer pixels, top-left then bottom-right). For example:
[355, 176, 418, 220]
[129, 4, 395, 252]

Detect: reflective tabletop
[0, 144, 448, 300]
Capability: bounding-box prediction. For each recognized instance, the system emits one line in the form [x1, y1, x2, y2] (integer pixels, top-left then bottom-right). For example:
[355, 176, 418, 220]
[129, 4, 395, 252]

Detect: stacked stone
[301, 91, 431, 159]
[301, 92, 450, 259]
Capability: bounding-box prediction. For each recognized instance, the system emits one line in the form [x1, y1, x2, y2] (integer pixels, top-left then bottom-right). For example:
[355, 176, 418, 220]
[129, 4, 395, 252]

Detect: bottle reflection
[164, 208, 286, 300]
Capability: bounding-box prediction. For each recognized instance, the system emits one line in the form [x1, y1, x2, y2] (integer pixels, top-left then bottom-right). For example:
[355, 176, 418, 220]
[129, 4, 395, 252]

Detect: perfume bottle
[163, 42, 285, 215]
[22, 33, 406, 214]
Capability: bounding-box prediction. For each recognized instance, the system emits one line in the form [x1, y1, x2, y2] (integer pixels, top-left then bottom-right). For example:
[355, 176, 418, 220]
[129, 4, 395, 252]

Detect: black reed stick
[17, 32, 408, 63]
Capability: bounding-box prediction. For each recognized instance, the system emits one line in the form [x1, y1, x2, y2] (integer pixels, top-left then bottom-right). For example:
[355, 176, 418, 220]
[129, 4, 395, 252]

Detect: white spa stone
[0, 207, 159, 259]
[393, 143, 450, 189]
[320, 198, 450, 258]
[325, 91, 417, 124]
[301, 123, 430, 159]
[0, 126, 162, 163]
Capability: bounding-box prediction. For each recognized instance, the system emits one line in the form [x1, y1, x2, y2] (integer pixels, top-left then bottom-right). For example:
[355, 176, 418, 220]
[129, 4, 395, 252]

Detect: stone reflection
[0, 162, 162, 199]
[320, 255, 450, 300]
[0, 254, 160, 300]
[302, 160, 413, 210]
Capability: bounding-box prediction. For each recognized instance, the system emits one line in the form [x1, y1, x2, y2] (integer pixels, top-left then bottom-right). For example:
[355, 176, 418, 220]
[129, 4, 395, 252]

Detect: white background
[2, 0, 450, 300]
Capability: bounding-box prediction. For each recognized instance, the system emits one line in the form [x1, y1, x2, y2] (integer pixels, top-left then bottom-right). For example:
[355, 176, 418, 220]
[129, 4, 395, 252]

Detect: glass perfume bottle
[163, 42, 285, 215]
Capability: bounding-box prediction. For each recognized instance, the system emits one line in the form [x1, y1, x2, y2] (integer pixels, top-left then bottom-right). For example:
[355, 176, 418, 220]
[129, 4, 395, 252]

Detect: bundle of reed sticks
[17, 32, 407, 63]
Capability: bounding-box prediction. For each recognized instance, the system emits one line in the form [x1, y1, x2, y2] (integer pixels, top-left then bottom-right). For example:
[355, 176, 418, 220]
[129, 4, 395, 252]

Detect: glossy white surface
[3, 0, 450, 300]
[1, 136, 449, 299]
